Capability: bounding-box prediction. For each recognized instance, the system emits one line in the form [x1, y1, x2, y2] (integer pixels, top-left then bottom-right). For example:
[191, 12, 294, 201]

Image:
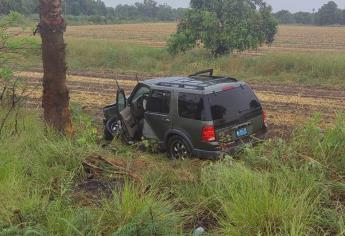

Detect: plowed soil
[15, 71, 345, 138]
[9, 24, 345, 51]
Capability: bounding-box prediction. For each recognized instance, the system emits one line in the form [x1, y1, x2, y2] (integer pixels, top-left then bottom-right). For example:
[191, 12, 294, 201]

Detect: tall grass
[99, 183, 183, 235]
[0, 110, 98, 234]
[12, 36, 345, 87]
[1, 108, 345, 234]
[240, 115, 345, 235]
[171, 115, 345, 235]
[68, 39, 345, 87]
[0, 109, 184, 235]
[204, 164, 319, 235]
[237, 53, 345, 86]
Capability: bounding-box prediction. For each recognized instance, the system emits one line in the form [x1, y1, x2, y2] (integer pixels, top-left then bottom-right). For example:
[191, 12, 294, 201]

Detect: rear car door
[143, 90, 172, 141]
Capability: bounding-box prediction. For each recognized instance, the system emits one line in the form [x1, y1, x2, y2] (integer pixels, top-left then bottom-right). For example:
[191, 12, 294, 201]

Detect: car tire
[167, 136, 192, 160]
[103, 127, 114, 141]
[104, 117, 121, 141]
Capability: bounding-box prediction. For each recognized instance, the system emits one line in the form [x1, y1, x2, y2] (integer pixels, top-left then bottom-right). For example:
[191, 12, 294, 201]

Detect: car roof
[143, 75, 246, 94]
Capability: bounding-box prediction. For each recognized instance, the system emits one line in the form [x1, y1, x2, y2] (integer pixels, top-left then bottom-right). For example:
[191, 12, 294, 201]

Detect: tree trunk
[39, 0, 73, 135]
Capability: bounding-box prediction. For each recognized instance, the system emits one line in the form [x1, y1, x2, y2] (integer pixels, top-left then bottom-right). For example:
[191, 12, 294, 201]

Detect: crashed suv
[103, 69, 267, 160]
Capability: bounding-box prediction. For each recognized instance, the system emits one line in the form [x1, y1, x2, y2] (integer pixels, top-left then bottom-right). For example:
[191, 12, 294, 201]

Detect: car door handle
[162, 117, 171, 122]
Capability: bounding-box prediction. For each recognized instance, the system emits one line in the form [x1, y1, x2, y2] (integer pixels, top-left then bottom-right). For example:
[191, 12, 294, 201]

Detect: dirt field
[65, 24, 345, 51]
[16, 71, 345, 138]
[10, 23, 345, 51]
[272, 25, 345, 51]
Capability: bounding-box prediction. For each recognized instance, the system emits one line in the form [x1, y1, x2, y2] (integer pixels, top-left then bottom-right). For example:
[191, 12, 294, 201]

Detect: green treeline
[274, 1, 345, 25]
[1, 0, 345, 25]
[0, 0, 186, 22]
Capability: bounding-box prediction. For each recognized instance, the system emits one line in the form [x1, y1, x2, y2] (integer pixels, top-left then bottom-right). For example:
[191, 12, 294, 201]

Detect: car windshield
[207, 85, 261, 126]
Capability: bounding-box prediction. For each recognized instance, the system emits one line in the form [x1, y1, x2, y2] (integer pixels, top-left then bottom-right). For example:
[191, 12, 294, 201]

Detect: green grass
[66, 38, 345, 88]
[1, 107, 344, 235]
[10, 36, 345, 88]
[207, 165, 319, 235]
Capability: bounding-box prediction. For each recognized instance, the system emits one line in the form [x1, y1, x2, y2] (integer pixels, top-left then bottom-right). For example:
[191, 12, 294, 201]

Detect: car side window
[178, 93, 208, 121]
[130, 85, 150, 103]
[147, 90, 171, 114]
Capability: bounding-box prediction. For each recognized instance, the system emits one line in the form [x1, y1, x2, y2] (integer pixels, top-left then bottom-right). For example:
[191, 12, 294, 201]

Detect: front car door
[119, 83, 150, 140]
[116, 88, 127, 116]
[143, 90, 172, 141]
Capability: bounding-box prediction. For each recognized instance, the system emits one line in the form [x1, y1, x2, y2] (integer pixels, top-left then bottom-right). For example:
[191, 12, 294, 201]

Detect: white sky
[102, 0, 345, 13]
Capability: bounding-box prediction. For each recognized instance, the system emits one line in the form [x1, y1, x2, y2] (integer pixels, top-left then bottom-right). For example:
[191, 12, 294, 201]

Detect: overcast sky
[103, 0, 345, 13]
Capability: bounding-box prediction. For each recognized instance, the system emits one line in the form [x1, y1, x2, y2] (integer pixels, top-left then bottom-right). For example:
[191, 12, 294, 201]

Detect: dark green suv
[103, 69, 267, 160]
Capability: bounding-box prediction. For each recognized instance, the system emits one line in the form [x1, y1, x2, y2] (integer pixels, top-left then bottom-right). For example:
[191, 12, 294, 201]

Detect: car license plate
[236, 128, 248, 138]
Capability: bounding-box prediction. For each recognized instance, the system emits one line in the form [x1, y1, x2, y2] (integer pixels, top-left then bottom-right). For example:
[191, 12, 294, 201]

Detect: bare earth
[16, 71, 345, 138]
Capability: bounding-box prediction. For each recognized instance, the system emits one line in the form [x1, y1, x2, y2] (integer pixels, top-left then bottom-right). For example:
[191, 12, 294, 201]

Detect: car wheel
[104, 117, 121, 141]
[168, 136, 191, 160]
[103, 127, 114, 141]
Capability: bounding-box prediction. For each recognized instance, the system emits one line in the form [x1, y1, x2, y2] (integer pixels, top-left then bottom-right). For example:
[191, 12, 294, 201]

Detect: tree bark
[39, 0, 73, 135]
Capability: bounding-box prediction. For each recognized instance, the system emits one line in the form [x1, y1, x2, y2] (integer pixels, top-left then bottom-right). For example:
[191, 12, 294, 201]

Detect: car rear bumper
[194, 149, 221, 160]
[193, 128, 267, 160]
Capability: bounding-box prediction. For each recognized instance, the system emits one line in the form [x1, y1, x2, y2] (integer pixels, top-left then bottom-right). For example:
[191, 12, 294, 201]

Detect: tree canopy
[315, 1, 343, 25]
[0, 0, 38, 15]
[168, 0, 278, 56]
[2, 0, 344, 26]
[274, 1, 345, 25]
[0, 0, 186, 22]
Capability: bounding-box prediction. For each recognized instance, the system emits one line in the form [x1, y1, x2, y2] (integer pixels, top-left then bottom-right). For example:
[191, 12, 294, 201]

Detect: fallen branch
[82, 155, 141, 182]
[0, 78, 27, 137]
[0, 86, 6, 100]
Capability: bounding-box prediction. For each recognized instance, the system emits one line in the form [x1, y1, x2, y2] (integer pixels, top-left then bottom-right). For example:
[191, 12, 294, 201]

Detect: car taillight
[263, 111, 268, 128]
[202, 125, 216, 142]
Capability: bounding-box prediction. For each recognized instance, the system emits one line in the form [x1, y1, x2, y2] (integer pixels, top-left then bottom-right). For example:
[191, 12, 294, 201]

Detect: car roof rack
[189, 69, 214, 77]
[189, 69, 238, 82]
[156, 82, 205, 90]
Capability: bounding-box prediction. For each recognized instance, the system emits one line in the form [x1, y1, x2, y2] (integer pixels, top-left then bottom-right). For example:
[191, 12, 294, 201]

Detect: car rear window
[207, 85, 261, 125]
[178, 85, 261, 123]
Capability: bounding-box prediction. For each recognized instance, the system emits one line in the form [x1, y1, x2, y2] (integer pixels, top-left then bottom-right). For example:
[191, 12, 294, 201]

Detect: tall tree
[341, 9, 345, 25]
[316, 1, 339, 25]
[39, 0, 73, 135]
[294, 12, 314, 25]
[274, 10, 295, 24]
[168, 0, 277, 56]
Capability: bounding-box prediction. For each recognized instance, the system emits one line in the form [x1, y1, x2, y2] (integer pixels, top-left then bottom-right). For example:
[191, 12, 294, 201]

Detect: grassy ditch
[0, 107, 345, 235]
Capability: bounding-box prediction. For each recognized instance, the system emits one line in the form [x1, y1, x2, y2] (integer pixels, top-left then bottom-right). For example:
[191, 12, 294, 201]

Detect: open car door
[117, 86, 143, 143]
[116, 88, 134, 141]
[116, 88, 127, 116]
